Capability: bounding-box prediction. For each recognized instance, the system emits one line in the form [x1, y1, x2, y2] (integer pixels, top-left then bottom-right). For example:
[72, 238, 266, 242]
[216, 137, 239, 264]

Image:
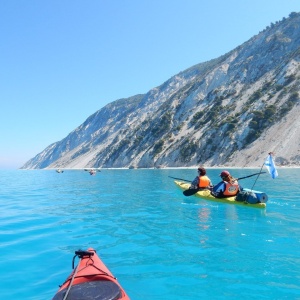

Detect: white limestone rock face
[21, 13, 300, 169]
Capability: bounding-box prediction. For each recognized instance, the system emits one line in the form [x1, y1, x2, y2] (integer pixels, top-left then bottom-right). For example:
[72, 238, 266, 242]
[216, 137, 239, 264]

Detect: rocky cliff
[21, 12, 300, 169]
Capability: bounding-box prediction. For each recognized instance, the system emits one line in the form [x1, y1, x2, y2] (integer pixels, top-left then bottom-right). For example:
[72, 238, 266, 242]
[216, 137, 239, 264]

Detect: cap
[220, 170, 230, 177]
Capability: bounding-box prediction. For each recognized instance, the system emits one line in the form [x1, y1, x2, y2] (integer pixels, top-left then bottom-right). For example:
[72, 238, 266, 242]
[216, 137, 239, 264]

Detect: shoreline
[16, 165, 300, 171]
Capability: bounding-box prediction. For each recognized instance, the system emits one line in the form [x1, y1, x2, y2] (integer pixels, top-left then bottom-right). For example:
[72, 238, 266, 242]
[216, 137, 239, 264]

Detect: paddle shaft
[170, 172, 266, 184]
[168, 176, 191, 182]
[237, 172, 266, 180]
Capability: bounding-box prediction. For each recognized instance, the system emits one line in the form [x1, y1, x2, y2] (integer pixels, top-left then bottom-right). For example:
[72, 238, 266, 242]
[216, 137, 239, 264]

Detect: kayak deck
[174, 181, 266, 209]
[52, 248, 130, 300]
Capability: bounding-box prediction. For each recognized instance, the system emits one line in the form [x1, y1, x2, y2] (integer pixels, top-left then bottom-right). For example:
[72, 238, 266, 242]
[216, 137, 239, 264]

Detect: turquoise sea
[0, 168, 299, 299]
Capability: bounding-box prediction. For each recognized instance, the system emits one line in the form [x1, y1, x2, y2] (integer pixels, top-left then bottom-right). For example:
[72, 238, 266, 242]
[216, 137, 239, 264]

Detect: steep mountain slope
[22, 12, 300, 169]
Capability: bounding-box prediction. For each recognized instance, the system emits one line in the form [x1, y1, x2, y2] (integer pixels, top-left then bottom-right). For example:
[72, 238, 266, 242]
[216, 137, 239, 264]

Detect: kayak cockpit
[52, 280, 122, 300]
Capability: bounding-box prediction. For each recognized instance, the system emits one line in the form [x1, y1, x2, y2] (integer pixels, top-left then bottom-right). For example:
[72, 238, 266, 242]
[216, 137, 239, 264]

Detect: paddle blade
[183, 189, 199, 196]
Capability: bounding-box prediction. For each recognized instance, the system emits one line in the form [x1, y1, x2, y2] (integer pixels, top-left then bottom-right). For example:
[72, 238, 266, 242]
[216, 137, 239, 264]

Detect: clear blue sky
[1, 0, 299, 169]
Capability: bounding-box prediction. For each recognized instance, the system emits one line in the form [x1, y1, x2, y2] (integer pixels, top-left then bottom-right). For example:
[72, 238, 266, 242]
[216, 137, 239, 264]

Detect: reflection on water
[198, 207, 211, 231]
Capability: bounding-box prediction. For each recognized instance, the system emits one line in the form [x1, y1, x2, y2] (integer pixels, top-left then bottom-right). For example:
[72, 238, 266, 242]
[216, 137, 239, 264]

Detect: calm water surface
[0, 168, 299, 299]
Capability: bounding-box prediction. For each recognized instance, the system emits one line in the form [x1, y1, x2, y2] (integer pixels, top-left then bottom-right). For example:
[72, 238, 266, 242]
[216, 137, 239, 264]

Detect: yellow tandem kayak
[174, 180, 267, 209]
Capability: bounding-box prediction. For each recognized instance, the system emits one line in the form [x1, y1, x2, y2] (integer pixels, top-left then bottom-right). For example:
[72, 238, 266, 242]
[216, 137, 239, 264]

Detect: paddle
[236, 172, 266, 181]
[168, 176, 191, 182]
[182, 172, 266, 196]
[183, 188, 205, 196]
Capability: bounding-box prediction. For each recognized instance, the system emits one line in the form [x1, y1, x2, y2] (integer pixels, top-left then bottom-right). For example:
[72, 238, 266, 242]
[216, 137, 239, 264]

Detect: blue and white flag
[264, 154, 278, 179]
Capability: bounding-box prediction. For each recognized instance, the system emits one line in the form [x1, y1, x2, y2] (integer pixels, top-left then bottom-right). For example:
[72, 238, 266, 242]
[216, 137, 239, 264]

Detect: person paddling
[189, 167, 212, 190]
[211, 170, 240, 198]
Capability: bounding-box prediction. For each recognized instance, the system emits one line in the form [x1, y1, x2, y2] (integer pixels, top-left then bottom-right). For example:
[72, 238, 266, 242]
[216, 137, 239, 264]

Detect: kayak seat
[52, 280, 122, 300]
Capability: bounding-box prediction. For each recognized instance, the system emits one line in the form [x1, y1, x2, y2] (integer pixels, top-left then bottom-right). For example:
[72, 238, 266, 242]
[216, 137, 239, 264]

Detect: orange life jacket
[223, 181, 239, 196]
[198, 175, 211, 188]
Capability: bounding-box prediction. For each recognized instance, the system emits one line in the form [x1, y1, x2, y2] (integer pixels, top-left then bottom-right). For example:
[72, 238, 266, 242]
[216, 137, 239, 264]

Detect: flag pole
[250, 152, 274, 190]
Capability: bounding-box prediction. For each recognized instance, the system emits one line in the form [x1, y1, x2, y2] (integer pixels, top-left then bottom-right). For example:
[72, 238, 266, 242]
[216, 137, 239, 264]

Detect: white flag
[264, 154, 278, 179]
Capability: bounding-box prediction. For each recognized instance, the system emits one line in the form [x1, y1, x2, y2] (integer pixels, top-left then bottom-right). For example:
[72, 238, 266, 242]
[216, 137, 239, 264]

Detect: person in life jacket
[211, 170, 240, 198]
[190, 167, 213, 190]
